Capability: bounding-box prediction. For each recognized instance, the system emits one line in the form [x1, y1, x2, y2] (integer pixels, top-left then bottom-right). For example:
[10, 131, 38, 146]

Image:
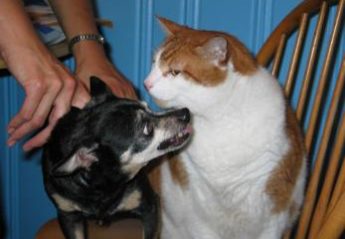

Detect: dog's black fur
[42, 77, 192, 239]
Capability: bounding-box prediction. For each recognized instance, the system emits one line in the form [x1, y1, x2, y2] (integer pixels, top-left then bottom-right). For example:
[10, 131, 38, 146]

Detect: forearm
[49, 0, 107, 65]
[49, 0, 136, 99]
[0, 0, 48, 59]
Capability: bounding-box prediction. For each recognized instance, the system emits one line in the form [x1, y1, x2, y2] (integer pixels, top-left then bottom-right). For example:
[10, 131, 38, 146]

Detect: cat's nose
[175, 108, 190, 123]
[144, 80, 153, 90]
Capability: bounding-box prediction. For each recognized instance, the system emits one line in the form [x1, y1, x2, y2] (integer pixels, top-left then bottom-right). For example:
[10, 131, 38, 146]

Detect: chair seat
[36, 218, 143, 239]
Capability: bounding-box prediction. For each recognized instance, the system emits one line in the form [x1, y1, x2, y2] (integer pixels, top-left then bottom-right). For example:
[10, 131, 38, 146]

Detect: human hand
[75, 57, 137, 101]
[5, 45, 77, 151]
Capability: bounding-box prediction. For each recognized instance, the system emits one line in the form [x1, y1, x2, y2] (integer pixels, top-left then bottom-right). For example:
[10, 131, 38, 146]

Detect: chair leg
[317, 190, 345, 239]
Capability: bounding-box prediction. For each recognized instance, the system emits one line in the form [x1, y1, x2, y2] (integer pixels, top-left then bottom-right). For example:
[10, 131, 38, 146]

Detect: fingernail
[7, 127, 14, 134]
[7, 140, 16, 147]
[23, 145, 30, 152]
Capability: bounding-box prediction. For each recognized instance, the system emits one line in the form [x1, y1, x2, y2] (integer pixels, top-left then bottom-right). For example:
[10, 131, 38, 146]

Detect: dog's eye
[169, 69, 181, 77]
[143, 122, 154, 137]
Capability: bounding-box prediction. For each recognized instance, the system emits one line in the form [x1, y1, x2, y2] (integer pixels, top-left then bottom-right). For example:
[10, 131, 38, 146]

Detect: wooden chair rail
[258, 0, 344, 238]
[257, 0, 339, 66]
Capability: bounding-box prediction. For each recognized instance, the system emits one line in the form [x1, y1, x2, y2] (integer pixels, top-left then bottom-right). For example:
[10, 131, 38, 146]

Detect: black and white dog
[42, 77, 192, 239]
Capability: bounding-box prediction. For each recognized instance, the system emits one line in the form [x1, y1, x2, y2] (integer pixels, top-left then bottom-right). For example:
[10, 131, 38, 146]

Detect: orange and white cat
[145, 18, 306, 239]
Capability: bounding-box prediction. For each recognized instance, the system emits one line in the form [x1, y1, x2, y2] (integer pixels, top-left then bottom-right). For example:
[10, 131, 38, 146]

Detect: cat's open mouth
[158, 124, 193, 150]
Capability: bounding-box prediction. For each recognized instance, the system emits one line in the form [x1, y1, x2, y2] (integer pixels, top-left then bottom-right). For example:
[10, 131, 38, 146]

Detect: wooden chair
[37, 0, 344, 238]
[257, 0, 345, 238]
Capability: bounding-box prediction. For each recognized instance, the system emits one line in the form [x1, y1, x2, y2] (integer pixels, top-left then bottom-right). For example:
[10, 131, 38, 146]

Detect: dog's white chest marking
[74, 224, 84, 239]
[117, 190, 142, 211]
[51, 193, 81, 212]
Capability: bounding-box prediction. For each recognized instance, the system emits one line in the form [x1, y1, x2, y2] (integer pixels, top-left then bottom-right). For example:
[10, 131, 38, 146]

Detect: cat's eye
[143, 122, 154, 137]
[170, 69, 181, 77]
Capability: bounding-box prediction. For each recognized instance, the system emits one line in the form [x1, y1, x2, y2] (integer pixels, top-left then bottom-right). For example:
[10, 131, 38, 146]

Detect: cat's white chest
[158, 69, 294, 239]
[145, 21, 305, 239]
[161, 151, 272, 239]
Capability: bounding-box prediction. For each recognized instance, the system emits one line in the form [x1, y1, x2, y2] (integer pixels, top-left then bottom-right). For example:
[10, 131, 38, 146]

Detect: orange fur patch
[148, 154, 189, 196]
[148, 159, 163, 196]
[147, 154, 188, 236]
[168, 154, 189, 188]
[265, 105, 305, 213]
[158, 20, 257, 86]
[146, 159, 163, 236]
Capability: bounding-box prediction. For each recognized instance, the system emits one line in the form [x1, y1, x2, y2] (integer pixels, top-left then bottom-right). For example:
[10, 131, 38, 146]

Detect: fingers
[23, 68, 77, 151]
[75, 59, 138, 100]
[121, 85, 137, 100]
[8, 64, 77, 150]
[105, 76, 138, 100]
[22, 118, 55, 152]
[7, 81, 60, 146]
[53, 65, 77, 116]
[71, 80, 91, 108]
[7, 79, 46, 133]
[111, 83, 134, 99]
[7, 76, 63, 146]
[8, 55, 138, 151]
[110, 72, 137, 99]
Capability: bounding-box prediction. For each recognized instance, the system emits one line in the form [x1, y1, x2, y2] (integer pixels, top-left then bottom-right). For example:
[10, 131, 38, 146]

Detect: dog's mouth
[158, 124, 193, 151]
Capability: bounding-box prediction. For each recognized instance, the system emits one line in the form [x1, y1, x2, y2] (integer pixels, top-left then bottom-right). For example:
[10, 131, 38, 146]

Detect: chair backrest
[257, 0, 344, 238]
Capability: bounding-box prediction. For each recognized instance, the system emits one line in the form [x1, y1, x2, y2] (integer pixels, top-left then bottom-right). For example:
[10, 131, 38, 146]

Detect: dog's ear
[90, 76, 114, 98]
[70, 106, 81, 114]
[85, 76, 118, 108]
[52, 145, 99, 176]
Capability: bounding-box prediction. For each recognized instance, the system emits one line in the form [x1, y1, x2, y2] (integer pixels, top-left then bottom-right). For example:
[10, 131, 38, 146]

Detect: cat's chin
[153, 97, 189, 110]
[153, 97, 171, 108]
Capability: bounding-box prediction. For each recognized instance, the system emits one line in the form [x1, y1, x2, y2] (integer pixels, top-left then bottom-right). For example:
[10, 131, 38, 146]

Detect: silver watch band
[69, 34, 105, 51]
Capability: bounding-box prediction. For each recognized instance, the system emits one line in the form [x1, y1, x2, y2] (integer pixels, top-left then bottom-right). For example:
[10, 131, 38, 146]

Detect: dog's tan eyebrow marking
[51, 193, 81, 212]
[120, 149, 146, 178]
[117, 190, 142, 211]
[120, 149, 132, 164]
[122, 162, 143, 179]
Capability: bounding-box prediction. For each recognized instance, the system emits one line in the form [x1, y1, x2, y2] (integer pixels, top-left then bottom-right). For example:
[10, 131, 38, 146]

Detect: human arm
[48, 0, 137, 100]
[0, 0, 78, 151]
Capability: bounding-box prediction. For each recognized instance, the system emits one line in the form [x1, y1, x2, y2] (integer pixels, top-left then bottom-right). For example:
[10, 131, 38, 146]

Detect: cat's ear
[52, 144, 99, 176]
[157, 16, 183, 35]
[196, 37, 228, 66]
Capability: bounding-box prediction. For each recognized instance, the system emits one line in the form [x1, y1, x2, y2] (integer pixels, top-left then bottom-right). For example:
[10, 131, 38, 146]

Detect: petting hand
[75, 57, 137, 101]
[5, 45, 77, 152]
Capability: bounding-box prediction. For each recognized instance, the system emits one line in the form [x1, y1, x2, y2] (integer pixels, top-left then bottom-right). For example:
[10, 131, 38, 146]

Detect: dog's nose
[175, 108, 190, 123]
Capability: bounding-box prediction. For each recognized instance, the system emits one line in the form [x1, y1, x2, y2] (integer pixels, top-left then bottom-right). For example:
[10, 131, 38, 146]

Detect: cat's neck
[191, 67, 285, 126]
[190, 67, 254, 121]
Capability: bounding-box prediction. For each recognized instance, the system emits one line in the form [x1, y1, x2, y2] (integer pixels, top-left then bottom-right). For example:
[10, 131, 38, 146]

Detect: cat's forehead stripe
[160, 38, 184, 64]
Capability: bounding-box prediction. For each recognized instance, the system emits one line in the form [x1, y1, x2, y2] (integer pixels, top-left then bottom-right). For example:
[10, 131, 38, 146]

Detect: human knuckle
[64, 77, 76, 91]
[32, 80, 47, 92]
[19, 111, 32, 121]
[50, 78, 63, 91]
[32, 116, 45, 128]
